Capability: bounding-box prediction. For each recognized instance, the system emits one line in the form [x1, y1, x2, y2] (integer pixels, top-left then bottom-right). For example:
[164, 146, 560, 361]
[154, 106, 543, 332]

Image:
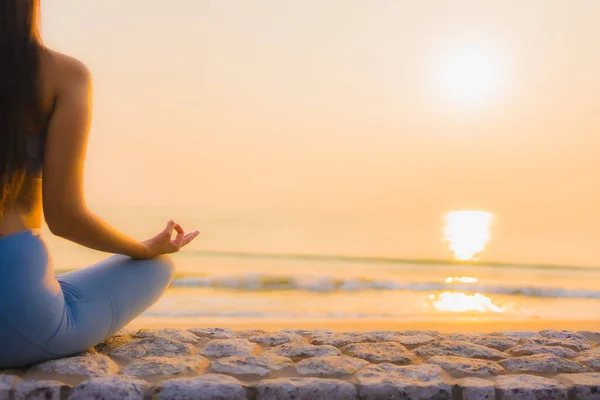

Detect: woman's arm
[42, 53, 159, 259]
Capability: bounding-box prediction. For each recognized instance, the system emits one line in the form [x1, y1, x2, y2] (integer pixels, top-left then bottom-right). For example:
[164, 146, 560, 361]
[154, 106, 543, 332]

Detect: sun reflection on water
[428, 291, 505, 313]
[445, 276, 478, 284]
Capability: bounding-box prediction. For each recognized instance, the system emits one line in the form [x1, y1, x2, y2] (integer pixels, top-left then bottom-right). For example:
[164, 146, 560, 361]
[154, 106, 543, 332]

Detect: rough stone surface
[452, 377, 495, 400]
[69, 376, 149, 400]
[281, 329, 333, 337]
[189, 327, 236, 339]
[34, 353, 119, 377]
[247, 332, 305, 346]
[257, 377, 358, 400]
[310, 332, 368, 347]
[94, 329, 134, 354]
[121, 355, 210, 378]
[356, 363, 452, 399]
[362, 333, 436, 349]
[235, 329, 267, 338]
[495, 374, 568, 399]
[0, 374, 20, 398]
[13, 380, 69, 400]
[295, 356, 369, 377]
[497, 331, 542, 339]
[267, 342, 342, 360]
[211, 354, 293, 378]
[578, 331, 600, 345]
[133, 328, 202, 344]
[499, 354, 589, 374]
[526, 336, 592, 352]
[4, 328, 599, 399]
[415, 340, 508, 360]
[153, 374, 247, 400]
[443, 333, 518, 351]
[342, 342, 417, 364]
[508, 342, 578, 358]
[556, 372, 600, 400]
[577, 348, 600, 371]
[109, 336, 196, 360]
[198, 339, 257, 358]
[426, 355, 504, 378]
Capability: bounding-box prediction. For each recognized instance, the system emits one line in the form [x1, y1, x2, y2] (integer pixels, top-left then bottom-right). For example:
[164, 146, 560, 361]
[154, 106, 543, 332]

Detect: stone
[415, 340, 507, 361]
[14, 380, 70, 400]
[256, 377, 358, 400]
[341, 342, 417, 364]
[499, 354, 589, 374]
[152, 374, 247, 400]
[356, 363, 451, 399]
[494, 331, 541, 339]
[452, 377, 495, 400]
[295, 356, 369, 377]
[281, 329, 333, 338]
[35, 353, 119, 377]
[508, 342, 578, 358]
[70, 376, 149, 400]
[189, 327, 236, 339]
[310, 332, 368, 347]
[556, 372, 600, 400]
[108, 336, 195, 360]
[235, 329, 267, 338]
[266, 342, 342, 360]
[442, 333, 518, 351]
[211, 354, 293, 378]
[526, 336, 592, 352]
[405, 330, 440, 337]
[94, 329, 134, 354]
[121, 355, 210, 378]
[495, 375, 568, 400]
[576, 348, 600, 371]
[199, 339, 257, 358]
[578, 331, 600, 345]
[362, 333, 435, 349]
[133, 328, 202, 344]
[247, 332, 305, 346]
[0, 374, 21, 398]
[426, 356, 504, 378]
[539, 329, 588, 341]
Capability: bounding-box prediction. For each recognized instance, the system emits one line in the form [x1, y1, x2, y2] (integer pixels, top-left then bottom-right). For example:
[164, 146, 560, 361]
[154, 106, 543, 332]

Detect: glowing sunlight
[444, 211, 493, 261]
[430, 292, 505, 313]
[436, 43, 503, 106]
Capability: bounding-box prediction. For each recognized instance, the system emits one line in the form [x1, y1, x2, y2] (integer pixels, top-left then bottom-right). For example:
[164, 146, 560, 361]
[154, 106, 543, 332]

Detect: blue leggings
[0, 230, 175, 368]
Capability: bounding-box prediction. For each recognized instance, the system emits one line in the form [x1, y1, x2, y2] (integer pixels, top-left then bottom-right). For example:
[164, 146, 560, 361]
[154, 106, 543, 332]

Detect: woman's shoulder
[40, 48, 92, 90]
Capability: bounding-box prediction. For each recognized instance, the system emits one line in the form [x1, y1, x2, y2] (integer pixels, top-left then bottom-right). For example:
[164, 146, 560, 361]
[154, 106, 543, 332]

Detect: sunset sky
[41, 1, 600, 266]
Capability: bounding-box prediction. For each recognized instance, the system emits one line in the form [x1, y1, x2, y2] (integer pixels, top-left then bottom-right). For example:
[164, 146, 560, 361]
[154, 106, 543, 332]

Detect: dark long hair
[0, 0, 44, 216]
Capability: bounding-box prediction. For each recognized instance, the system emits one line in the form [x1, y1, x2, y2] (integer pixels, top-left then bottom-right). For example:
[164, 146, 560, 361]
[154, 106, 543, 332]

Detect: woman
[0, 1, 199, 368]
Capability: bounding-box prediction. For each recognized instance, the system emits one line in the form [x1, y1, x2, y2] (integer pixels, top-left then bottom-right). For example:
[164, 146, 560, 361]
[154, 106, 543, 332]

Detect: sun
[436, 43, 502, 106]
[444, 210, 493, 261]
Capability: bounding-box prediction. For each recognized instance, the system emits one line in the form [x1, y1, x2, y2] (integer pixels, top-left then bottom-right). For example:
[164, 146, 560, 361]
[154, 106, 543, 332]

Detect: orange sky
[41, 1, 600, 266]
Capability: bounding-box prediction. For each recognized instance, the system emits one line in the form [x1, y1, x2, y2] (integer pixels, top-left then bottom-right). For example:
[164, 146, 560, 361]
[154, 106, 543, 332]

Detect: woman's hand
[140, 220, 199, 259]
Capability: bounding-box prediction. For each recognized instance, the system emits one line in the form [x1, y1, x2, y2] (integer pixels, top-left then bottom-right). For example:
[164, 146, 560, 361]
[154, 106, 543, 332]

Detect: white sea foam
[169, 274, 600, 299]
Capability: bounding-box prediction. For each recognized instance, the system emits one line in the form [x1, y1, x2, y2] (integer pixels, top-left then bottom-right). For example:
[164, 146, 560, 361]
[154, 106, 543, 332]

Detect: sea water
[45, 204, 600, 323]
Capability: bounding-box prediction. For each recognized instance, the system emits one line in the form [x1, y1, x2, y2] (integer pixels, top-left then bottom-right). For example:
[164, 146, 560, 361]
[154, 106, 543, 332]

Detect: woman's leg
[43, 255, 175, 356]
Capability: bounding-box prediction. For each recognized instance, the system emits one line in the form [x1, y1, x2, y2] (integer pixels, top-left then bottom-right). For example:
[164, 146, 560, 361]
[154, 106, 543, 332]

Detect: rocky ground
[1, 328, 599, 399]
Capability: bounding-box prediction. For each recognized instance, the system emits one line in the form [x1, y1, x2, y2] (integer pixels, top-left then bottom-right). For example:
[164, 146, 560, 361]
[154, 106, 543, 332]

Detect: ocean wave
[169, 274, 600, 299]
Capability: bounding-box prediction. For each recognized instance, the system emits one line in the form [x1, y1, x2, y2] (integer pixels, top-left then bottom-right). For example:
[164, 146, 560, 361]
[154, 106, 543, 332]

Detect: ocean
[44, 205, 600, 324]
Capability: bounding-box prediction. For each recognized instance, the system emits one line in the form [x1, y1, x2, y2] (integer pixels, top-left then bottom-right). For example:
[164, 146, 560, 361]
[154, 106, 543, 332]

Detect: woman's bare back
[0, 49, 88, 236]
